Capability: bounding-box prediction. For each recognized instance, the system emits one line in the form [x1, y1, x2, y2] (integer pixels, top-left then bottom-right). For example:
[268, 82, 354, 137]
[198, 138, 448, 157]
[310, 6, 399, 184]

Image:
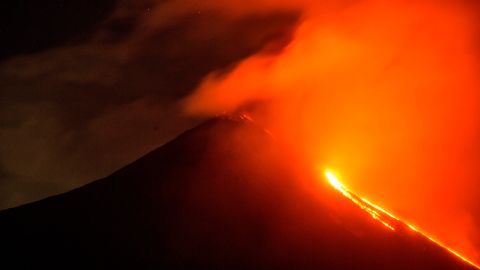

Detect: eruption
[323, 170, 480, 269]
[324, 170, 395, 231]
[183, 0, 480, 265]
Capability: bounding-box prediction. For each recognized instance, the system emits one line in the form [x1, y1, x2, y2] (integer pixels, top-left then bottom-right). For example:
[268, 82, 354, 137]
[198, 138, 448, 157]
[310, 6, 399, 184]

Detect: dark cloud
[0, 0, 300, 209]
[0, 0, 118, 61]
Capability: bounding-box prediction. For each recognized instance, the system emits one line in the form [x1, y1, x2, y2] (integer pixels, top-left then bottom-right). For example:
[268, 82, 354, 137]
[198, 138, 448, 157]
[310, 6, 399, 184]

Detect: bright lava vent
[323, 170, 480, 269]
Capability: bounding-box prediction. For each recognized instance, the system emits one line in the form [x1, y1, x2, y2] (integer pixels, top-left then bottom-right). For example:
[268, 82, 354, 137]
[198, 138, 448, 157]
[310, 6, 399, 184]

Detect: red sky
[183, 0, 480, 264]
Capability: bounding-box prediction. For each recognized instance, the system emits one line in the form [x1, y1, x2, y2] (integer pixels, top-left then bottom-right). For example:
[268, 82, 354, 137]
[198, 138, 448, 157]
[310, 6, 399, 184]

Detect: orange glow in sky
[184, 0, 480, 264]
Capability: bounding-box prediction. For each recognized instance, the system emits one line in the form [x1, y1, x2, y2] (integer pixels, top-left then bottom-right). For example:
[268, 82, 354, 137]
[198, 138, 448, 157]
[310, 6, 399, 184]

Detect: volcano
[0, 117, 477, 269]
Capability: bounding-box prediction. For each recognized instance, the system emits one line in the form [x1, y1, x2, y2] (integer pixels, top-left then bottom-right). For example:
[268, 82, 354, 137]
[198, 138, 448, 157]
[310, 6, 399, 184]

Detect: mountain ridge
[0, 116, 476, 269]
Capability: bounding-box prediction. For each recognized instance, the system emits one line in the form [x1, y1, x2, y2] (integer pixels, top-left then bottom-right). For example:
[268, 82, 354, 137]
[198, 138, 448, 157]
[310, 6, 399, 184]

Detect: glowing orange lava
[323, 170, 480, 269]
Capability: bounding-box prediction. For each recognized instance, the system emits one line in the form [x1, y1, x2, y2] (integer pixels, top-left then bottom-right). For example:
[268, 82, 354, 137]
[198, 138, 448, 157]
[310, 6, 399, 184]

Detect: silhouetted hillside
[0, 117, 476, 269]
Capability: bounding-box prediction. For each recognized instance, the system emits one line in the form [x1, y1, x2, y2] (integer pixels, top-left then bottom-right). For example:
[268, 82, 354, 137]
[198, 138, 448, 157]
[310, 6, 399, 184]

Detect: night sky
[0, 0, 299, 209]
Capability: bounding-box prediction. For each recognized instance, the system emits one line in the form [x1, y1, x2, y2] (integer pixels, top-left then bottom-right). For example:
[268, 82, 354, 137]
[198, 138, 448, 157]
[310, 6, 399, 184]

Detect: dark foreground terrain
[0, 117, 476, 269]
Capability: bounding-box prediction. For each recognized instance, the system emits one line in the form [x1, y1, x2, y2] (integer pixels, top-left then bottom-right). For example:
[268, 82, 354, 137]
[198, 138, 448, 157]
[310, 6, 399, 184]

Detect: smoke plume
[183, 0, 480, 263]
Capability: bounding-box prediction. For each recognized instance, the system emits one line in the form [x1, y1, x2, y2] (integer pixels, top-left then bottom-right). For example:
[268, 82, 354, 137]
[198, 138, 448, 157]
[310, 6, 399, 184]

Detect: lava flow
[323, 170, 480, 269]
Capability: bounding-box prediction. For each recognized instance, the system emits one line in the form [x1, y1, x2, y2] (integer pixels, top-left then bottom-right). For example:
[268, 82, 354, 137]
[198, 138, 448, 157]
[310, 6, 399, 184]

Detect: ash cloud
[183, 0, 480, 263]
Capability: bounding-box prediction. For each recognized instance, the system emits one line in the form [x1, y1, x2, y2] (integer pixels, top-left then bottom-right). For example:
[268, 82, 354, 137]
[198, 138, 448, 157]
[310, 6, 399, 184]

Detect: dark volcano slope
[0, 117, 476, 269]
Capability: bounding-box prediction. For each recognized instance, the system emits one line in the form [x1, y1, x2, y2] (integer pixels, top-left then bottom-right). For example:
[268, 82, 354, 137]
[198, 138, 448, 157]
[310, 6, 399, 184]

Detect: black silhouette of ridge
[0, 117, 476, 270]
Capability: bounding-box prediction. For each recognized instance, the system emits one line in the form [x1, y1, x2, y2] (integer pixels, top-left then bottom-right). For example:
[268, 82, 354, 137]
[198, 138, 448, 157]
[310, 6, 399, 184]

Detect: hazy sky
[0, 0, 299, 209]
